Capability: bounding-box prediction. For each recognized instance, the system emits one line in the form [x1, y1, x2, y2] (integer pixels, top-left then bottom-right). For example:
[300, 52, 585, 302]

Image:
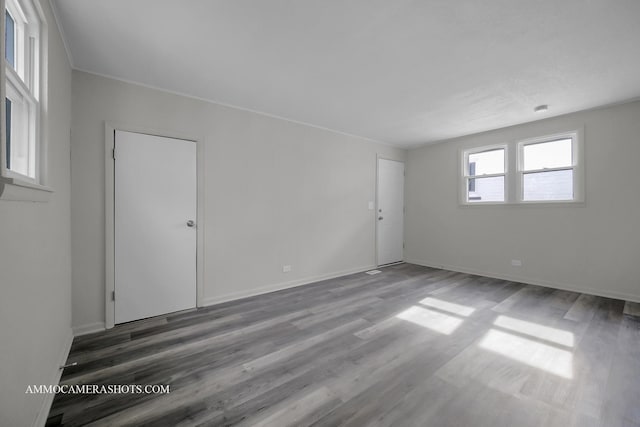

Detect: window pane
[523, 170, 573, 201]
[5, 98, 11, 169]
[468, 176, 504, 202]
[523, 138, 572, 171]
[468, 149, 504, 175]
[5, 92, 31, 177]
[5, 11, 15, 68]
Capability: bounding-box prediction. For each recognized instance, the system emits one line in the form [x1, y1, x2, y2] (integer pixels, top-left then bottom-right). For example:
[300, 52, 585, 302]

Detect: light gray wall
[405, 100, 640, 302]
[70, 71, 405, 330]
[0, 1, 72, 425]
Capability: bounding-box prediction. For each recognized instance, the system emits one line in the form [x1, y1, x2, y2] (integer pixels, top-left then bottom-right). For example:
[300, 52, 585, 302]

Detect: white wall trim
[104, 122, 205, 329]
[32, 328, 73, 427]
[73, 68, 397, 149]
[72, 322, 106, 337]
[47, 0, 75, 68]
[202, 264, 376, 307]
[405, 259, 640, 304]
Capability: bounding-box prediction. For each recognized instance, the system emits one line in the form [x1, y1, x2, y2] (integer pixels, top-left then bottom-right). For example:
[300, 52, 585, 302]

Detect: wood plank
[47, 264, 634, 427]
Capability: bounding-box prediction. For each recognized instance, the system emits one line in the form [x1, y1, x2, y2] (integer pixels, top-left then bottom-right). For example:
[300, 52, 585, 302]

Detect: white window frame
[459, 128, 584, 206]
[460, 144, 508, 205]
[5, 65, 39, 182]
[516, 130, 584, 204]
[1, 0, 50, 201]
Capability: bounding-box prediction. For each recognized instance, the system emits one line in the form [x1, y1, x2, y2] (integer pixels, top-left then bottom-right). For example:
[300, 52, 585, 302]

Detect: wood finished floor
[47, 263, 640, 427]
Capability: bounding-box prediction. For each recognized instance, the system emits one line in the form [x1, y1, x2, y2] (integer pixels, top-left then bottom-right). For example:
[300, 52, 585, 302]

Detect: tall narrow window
[3, 0, 41, 182]
[463, 147, 506, 203]
[520, 136, 575, 201]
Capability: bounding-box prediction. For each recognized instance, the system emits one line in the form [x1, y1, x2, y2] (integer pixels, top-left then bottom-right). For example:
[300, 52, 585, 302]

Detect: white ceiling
[51, 0, 640, 147]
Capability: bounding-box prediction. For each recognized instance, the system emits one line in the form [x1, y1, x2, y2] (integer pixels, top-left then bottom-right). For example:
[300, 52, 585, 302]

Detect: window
[3, 0, 41, 182]
[519, 135, 575, 202]
[460, 130, 583, 205]
[463, 146, 506, 203]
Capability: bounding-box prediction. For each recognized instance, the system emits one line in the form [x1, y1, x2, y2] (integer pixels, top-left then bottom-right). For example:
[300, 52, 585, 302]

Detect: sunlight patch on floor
[396, 305, 463, 335]
[419, 297, 476, 317]
[478, 329, 573, 379]
[494, 315, 574, 347]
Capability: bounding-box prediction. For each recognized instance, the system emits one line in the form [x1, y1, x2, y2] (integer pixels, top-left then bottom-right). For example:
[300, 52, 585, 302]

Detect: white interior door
[377, 158, 405, 266]
[115, 130, 197, 324]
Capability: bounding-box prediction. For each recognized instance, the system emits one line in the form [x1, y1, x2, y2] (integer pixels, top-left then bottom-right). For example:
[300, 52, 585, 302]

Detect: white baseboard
[33, 328, 74, 427]
[202, 264, 377, 307]
[72, 322, 106, 337]
[405, 258, 640, 303]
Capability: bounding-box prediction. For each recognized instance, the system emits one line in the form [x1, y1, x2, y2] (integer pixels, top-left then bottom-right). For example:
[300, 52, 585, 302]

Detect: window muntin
[464, 147, 505, 203]
[3, 0, 40, 182]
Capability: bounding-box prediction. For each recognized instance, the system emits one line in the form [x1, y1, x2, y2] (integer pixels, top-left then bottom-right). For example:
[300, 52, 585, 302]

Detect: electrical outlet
[511, 259, 522, 267]
[282, 265, 292, 273]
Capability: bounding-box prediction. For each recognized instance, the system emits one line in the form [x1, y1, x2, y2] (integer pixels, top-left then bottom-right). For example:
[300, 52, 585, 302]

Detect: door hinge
[111, 291, 115, 301]
[112, 148, 115, 160]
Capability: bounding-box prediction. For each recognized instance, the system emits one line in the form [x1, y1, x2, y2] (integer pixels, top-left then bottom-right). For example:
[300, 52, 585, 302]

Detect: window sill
[0, 176, 53, 202]
[459, 200, 585, 208]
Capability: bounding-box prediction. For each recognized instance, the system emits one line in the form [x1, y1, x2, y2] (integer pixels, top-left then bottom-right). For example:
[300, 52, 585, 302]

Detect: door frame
[104, 122, 205, 329]
[375, 155, 405, 267]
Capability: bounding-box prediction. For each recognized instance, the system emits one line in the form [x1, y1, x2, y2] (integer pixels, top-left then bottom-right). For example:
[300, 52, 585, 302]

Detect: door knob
[378, 216, 384, 220]
[187, 220, 196, 228]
